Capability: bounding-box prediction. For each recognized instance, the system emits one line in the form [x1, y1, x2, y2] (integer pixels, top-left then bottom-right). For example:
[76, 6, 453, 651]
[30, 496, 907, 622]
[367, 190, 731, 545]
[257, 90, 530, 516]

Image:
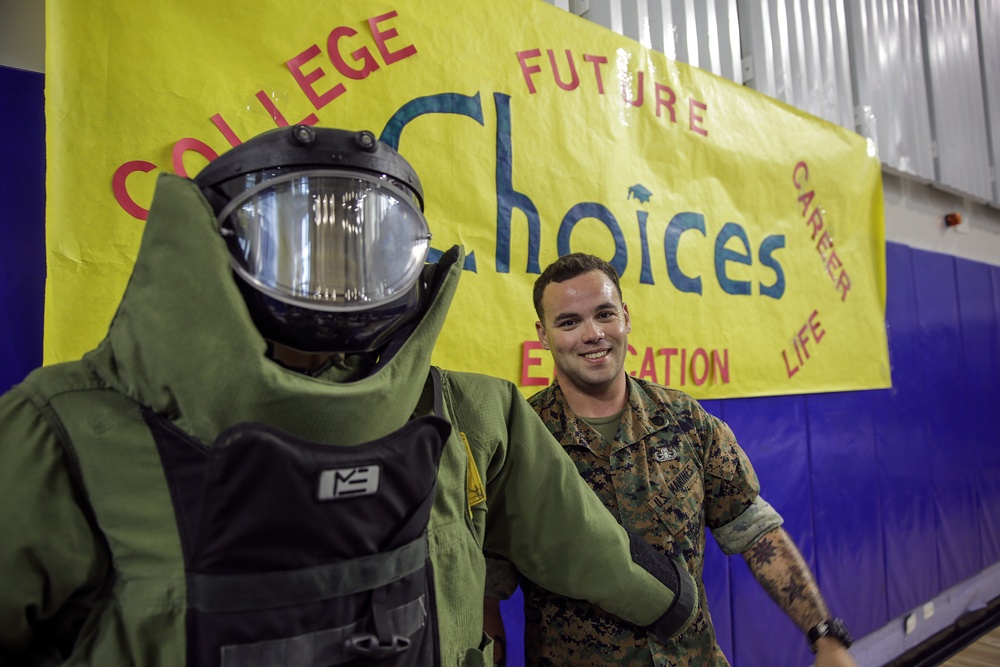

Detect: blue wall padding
[0, 66, 45, 393]
[875, 243, 941, 618]
[721, 395, 814, 667]
[703, 531, 733, 660]
[699, 399, 734, 661]
[499, 586, 525, 665]
[911, 249, 984, 591]
[976, 266, 1000, 563]
[956, 261, 1000, 568]
[807, 390, 887, 637]
[8, 61, 1000, 667]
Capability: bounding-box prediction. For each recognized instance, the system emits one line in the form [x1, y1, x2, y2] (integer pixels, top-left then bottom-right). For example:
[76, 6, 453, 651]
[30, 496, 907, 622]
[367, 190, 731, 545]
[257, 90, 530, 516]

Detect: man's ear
[623, 302, 632, 334]
[535, 321, 550, 350]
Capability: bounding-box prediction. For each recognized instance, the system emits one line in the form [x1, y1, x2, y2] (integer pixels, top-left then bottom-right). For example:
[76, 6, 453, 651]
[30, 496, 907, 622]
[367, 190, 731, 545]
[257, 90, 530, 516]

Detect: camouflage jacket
[488, 376, 782, 667]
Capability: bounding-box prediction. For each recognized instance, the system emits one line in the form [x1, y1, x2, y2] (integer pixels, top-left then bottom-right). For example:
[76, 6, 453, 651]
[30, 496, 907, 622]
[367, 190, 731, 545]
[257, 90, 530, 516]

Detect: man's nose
[582, 321, 605, 343]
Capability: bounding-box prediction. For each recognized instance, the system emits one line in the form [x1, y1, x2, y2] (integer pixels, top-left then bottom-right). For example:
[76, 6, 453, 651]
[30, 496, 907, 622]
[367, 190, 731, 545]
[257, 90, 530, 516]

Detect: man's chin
[576, 367, 622, 389]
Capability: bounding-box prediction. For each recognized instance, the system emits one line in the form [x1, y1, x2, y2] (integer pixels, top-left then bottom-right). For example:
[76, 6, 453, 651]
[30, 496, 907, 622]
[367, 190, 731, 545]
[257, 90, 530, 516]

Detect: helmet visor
[217, 170, 431, 312]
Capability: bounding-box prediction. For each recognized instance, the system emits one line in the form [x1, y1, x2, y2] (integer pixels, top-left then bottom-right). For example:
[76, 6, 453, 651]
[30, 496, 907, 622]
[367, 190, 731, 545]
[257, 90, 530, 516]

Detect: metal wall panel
[643, 0, 743, 82]
[976, 0, 1000, 205]
[618, 0, 652, 48]
[845, 0, 937, 180]
[574, 0, 624, 37]
[737, 0, 856, 130]
[922, 0, 993, 202]
[545, 0, 744, 82]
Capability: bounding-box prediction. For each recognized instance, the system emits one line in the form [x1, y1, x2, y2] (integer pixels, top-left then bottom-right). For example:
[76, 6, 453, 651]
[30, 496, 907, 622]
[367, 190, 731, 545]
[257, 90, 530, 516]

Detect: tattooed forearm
[745, 534, 779, 567]
[742, 527, 829, 633]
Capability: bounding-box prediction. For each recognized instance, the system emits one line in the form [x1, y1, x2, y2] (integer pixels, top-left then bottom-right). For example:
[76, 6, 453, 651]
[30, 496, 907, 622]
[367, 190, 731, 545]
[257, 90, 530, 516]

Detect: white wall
[4, 0, 1000, 267]
[0, 0, 43, 73]
[884, 171, 1000, 268]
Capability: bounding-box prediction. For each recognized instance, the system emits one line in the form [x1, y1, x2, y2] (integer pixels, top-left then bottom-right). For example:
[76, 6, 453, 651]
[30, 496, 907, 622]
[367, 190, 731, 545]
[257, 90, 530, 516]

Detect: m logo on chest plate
[317, 465, 381, 500]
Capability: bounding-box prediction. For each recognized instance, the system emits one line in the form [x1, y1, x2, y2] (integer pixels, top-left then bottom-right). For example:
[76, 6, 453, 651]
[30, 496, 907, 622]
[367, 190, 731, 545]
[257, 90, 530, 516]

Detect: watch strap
[807, 617, 853, 653]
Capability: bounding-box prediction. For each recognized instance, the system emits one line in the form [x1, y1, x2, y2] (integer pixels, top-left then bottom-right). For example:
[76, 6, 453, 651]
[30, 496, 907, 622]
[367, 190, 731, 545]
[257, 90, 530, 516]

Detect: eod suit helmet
[194, 125, 432, 353]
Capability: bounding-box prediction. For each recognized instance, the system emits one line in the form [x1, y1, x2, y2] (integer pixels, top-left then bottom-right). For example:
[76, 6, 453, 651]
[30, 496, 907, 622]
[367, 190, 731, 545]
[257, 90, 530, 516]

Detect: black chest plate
[147, 375, 450, 667]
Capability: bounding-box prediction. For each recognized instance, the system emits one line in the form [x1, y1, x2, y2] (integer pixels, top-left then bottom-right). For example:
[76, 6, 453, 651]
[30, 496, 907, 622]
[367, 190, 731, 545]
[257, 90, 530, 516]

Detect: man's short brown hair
[533, 253, 623, 321]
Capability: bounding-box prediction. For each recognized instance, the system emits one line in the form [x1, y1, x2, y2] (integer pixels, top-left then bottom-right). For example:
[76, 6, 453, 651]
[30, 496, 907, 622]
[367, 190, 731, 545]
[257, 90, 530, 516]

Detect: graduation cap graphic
[628, 184, 653, 203]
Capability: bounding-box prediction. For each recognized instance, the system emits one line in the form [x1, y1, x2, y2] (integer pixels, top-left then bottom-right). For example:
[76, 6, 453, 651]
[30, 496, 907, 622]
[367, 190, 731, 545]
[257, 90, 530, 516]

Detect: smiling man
[534, 260, 632, 416]
[484, 253, 858, 667]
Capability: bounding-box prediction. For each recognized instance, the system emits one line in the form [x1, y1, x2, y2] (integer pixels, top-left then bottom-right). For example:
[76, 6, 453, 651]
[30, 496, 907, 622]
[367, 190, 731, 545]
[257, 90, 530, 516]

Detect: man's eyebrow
[551, 301, 619, 322]
[551, 310, 581, 323]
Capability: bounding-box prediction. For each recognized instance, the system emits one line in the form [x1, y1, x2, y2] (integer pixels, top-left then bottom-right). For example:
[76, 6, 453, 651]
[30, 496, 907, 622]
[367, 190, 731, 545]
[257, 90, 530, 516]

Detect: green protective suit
[0, 174, 690, 666]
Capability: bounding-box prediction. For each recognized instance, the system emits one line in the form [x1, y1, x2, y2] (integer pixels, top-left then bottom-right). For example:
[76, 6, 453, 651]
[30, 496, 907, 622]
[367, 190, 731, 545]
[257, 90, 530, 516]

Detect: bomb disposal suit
[0, 126, 697, 666]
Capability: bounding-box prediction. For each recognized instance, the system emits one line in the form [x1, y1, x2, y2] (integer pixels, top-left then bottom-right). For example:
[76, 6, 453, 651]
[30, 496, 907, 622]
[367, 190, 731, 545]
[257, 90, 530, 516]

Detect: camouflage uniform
[488, 376, 783, 666]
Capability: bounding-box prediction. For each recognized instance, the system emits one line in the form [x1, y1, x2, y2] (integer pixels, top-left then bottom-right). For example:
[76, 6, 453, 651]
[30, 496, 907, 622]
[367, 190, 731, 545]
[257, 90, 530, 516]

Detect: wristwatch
[807, 617, 853, 653]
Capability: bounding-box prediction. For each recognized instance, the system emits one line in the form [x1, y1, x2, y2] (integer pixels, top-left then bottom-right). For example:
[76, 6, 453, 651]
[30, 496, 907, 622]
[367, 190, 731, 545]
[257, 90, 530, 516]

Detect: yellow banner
[45, 0, 888, 399]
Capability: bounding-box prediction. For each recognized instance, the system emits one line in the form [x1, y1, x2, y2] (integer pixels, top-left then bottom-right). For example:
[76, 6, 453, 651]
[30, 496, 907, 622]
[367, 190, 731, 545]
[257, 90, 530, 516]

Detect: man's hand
[814, 636, 858, 667]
